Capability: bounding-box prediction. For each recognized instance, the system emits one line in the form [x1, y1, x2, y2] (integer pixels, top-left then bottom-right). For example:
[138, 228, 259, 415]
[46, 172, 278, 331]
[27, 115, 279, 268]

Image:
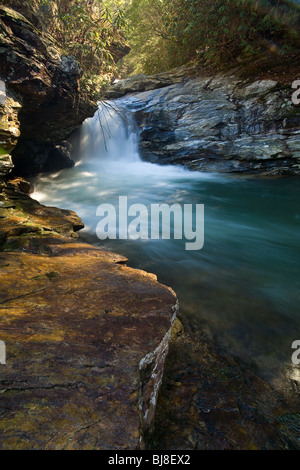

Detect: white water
[33, 97, 300, 385]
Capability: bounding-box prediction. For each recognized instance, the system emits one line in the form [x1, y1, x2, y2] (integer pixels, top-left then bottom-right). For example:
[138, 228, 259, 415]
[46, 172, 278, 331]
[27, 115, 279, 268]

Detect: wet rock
[0, 79, 21, 178]
[0, 5, 97, 175]
[150, 327, 299, 450]
[104, 64, 200, 99]
[11, 139, 75, 177]
[6, 177, 34, 195]
[42, 141, 74, 175]
[0, 183, 178, 449]
[105, 75, 178, 99]
[0, 186, 84, 251]
[112, 71, 300, 175]
[0, 240, 177, 449]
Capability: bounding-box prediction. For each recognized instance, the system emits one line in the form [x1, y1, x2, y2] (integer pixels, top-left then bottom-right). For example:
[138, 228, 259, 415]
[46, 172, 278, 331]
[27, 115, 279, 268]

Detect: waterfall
[79, 100, 141, 169]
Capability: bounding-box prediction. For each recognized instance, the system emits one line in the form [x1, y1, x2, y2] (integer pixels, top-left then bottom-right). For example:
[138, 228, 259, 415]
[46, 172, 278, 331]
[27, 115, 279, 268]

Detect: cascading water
[33, 97, 300, 387]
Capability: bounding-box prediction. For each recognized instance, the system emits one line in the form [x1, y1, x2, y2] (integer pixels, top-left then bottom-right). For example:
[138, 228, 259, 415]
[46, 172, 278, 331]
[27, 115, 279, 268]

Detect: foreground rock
[0, 185, 177, 449]
[107, 70, 300, 175]
[0, 184, 84, 251]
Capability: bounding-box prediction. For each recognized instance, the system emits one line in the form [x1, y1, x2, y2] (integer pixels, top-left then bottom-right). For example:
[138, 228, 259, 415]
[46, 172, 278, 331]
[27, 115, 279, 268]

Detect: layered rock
[0, 4, 178, 450]
[105, 64, 199, 99]
[0, 5, 97, 176]
[1, 0, 57, 31]
[0, 80, 21, 180]
[107, 71, 300, 175]
[0, 184, 177, 450]
[0, 184, 84, 251]
[0, 241, 177, 450]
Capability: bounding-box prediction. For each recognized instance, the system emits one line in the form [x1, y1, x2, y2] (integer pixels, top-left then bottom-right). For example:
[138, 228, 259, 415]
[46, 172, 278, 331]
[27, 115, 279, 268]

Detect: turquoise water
[33, 100, 300, 385]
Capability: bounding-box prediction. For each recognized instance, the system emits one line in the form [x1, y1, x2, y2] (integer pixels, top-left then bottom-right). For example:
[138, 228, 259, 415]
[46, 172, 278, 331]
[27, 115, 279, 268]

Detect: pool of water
[32, 98, 300, 386]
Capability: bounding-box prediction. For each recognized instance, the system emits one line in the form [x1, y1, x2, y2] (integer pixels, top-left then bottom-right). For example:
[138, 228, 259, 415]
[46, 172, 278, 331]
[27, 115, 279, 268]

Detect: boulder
[104, 63, 200, 99]
[110, 72, 300, 175]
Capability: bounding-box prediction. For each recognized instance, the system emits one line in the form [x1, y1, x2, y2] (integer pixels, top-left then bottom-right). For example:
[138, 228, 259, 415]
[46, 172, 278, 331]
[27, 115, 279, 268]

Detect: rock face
[1, 0, 56, 31]
[0, 5, 97, 176]
[0, 80, 21, 179]
[0, 4, 177, 450]
[108, 72, 300, 175]
[105, 64, 199, 99]
[0, 185, 177, 450]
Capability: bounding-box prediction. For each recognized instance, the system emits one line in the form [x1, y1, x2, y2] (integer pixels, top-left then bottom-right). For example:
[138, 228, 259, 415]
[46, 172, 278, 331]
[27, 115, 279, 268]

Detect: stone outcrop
[0, 184, 84, 251]
[0, 79, 21, 179]
[105, 64, 199, 99]
[0, 183, 177, 450]
[1, 0, 57, 32]
[107, 70, 300, 175]
[0, 5, 97, 176]
[0, 241, 177, 450]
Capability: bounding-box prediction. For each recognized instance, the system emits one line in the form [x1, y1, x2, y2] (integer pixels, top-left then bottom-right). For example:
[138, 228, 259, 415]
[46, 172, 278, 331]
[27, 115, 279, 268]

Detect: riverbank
[0, 2, 299, 450]
[0, 4, 179, 450]
[0, 180, 178, 449]
[1, 171, 299, 449]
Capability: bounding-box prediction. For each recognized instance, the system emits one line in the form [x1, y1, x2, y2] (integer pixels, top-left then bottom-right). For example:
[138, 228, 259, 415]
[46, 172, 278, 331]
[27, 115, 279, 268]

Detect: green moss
[0, 6, 32, 27]
[0, 146, 8, 156]
[31, 271, 59, 281]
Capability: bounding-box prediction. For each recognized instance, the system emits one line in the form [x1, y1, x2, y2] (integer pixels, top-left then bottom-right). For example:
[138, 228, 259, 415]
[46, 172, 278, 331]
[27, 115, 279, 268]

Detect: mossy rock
[0, 5, 36, 29]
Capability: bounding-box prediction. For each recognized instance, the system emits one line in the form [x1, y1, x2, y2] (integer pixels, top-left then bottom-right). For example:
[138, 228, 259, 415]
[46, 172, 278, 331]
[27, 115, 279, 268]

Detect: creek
[33, 96, 300, 387]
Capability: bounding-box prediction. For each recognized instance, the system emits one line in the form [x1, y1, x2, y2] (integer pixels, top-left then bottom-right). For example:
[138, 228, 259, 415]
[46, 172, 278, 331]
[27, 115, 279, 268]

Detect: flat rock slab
[0, 241, 177, 449]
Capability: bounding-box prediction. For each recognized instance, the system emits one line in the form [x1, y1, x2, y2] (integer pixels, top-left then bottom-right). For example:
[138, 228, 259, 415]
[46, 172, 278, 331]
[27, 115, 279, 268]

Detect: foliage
[39, 0, 128, 100]
[119, 0, 175, 75]
[119, 0, 300, 75]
